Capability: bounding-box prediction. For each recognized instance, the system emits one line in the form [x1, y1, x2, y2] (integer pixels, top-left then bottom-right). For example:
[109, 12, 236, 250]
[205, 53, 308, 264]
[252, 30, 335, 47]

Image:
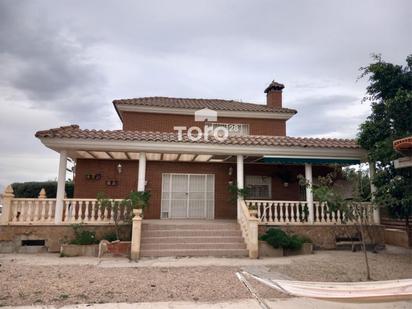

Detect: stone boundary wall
[0, 225, 131, 253]
[258, 224, 385, 249]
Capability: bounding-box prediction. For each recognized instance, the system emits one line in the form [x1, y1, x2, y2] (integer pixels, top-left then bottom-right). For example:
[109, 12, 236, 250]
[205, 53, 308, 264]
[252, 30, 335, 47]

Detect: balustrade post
[247, 216, 259, 259]
[0, 185, 15, 224]
[131, 209, 143, 261]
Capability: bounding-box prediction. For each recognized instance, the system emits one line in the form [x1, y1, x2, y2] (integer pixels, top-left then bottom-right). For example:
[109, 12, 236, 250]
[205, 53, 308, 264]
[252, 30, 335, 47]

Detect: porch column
[137, 152, 146, 191]
[369, 161, 380, 224]
[305, 163, 314, 224]
[237, 155, 244, 220]
[55, 150, 67, 224]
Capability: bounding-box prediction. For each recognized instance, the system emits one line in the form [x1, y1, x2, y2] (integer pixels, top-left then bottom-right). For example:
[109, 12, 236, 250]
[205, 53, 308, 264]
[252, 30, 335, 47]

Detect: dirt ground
[0, 249, 411, 307]
[269, 249, 412, 282]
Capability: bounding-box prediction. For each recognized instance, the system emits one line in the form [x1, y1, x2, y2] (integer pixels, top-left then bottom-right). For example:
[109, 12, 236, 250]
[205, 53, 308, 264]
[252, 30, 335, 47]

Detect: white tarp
[243, 271, 412, 300]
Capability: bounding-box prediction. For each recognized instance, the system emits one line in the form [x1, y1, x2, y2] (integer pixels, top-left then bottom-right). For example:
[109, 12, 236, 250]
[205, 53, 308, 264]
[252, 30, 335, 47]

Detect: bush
[70, 224, 99, 245]
[260, 228, 290, 249]
[11, 181, 74, 198]
[260, 228, 310, 250]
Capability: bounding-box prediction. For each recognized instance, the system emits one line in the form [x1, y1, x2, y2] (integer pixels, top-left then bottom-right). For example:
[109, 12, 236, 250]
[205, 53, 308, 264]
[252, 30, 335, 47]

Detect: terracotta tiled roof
[35, 125, 359, 149]
[113, 97, 296, 114]
[393, 136, 412, 152]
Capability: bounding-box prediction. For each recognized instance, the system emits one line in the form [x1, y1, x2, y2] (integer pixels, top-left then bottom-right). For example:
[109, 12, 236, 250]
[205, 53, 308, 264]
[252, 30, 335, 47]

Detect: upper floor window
[211, 123, 249, 136]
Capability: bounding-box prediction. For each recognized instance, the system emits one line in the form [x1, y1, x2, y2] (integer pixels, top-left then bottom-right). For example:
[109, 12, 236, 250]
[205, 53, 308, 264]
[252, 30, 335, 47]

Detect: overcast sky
[0, 0, 411, 190]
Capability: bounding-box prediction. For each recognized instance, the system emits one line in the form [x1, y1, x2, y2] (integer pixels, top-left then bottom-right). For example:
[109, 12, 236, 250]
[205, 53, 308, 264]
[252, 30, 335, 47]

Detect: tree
[358, 54, 412, 246]
[299, 170, 375, 280]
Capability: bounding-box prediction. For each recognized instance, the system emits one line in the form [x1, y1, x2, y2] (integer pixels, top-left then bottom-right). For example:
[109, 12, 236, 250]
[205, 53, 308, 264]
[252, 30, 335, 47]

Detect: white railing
[9, 198, 57, 224]
[62, 199, 132, 224]
[245, 200, 375, 225]
[238, 199, 259, 258]
[4, 196, 132, 225]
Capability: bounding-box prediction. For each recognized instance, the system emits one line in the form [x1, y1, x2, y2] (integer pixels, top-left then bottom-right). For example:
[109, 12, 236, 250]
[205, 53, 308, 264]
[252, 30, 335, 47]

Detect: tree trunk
[359, 222, 371, 280]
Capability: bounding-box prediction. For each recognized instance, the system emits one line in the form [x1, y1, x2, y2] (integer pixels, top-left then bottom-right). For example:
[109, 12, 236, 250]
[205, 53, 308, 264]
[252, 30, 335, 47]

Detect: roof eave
[114, 103, 297, 120]
[38, 137, 366, 161]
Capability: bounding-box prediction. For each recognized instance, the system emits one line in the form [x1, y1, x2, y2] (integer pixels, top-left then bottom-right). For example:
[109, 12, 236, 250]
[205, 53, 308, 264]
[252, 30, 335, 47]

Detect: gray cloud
[0, 0, 411, 189]
[0, 1, 107, 122]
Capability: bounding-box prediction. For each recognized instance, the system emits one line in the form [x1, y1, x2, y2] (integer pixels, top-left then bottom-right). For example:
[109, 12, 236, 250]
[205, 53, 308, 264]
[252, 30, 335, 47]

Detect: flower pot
[133, 208, 143, 218]
[60, 244, 99, 257]
[258, 241, 284, 257]
[284, 243, 314, 256]
[249, 209, 258, 218]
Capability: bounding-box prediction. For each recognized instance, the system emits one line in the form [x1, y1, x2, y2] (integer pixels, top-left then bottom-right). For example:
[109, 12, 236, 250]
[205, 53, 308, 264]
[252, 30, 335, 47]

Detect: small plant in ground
[59, 294, 69, 300]
[70, 224, 99, 245]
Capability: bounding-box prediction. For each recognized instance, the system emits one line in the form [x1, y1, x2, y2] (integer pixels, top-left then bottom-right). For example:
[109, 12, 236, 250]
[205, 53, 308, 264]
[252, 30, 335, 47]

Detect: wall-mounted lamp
[117, 163, 122, 174]
[228, 167, 233, 176]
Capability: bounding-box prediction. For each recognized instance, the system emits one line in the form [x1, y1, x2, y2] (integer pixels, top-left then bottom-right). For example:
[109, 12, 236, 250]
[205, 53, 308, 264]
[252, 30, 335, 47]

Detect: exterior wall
[75, 159, 238, 220]
[0, 225, 131, 253]
[74, 159, 336, 219]
[244, 164, 334, 200]
[144, 161, 237, 219]
[122, 111, 287, 136]
[74, 159, 139, 198]
[258, 225, 385, 249]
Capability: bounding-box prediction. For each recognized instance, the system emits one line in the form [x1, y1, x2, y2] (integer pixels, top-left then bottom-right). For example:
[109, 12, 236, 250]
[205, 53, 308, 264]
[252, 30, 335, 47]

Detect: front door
[161, 173, 215, 219]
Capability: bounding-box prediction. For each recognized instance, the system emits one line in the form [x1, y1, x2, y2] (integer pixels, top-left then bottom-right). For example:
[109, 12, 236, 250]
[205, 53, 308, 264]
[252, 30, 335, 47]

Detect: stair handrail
[238, 199, 259, 259]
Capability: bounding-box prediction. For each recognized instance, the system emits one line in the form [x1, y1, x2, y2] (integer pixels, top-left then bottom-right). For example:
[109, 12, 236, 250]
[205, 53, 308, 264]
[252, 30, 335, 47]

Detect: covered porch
[0, 125, 381, 258]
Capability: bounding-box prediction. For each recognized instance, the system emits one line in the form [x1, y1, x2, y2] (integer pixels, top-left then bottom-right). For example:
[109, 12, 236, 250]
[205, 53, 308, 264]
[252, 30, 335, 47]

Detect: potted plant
[60, 224, 100, 257]
[259, 228, 313, 257]
[124, 191, 151, 218]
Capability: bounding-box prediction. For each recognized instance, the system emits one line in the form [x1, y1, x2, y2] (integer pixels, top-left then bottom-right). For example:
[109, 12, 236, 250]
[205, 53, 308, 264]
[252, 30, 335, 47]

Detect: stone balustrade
[0, 185, 131, 225]
[245, 200, 375, 225]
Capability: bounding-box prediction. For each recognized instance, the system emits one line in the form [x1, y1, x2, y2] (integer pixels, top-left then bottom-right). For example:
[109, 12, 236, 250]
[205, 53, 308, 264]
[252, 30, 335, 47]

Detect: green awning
[259, 157, 361, 165]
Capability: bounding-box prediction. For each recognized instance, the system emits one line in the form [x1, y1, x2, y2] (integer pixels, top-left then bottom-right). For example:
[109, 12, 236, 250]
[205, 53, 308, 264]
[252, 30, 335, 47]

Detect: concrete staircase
[140, 220, 248, 257]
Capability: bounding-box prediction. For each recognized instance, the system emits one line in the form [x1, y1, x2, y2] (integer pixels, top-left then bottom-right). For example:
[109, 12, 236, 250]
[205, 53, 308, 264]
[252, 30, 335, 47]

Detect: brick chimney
[264, 80, 285, 108]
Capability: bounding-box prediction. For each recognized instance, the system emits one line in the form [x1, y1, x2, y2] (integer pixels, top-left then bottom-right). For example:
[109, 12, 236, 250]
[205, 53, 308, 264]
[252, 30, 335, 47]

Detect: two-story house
[20, 80, 379, 258]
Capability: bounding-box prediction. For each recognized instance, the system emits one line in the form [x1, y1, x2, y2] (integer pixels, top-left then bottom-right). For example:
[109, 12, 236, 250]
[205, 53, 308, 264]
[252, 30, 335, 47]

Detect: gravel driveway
[0, 249, 411, 307]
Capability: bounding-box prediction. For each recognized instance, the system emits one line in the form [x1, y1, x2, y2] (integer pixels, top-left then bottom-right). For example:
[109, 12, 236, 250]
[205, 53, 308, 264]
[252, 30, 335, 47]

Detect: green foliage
[96, 191, 150, 241]
[11, 181, 74, 198]
[298, 170, 348, 214]
[342, 167, 371, 202]
[70, 224, 99, 245]
[374, 168, 412, 219]
[124, 191, 151, 210]
[228, 182, 249, 203]
[260, 228, 308, 250]
[357, 54, 412, 223]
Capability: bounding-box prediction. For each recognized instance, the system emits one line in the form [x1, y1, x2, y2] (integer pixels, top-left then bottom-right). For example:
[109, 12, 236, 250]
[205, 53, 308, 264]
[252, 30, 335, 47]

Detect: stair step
[143, 230, 242, 237]
[141, 242, 247, 250]
[141, 236, 245, 244]
[142, 223, 240, 231]
[140, 248, 249, 257]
